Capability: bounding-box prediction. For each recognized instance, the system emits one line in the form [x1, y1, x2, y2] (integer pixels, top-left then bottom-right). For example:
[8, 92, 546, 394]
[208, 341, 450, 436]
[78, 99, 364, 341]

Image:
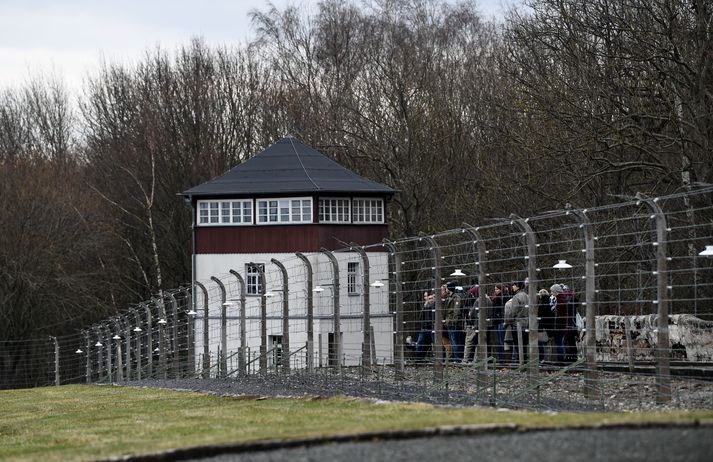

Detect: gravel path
[127, 365, 713, 412]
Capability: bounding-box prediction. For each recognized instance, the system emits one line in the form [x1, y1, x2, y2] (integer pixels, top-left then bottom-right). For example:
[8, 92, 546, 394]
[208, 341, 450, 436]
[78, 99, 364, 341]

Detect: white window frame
[197, 199, 253, 226]
[319, 197, 351, 223]
[347, 261, 360, 295]
[352, 198, 384, 224]
[256, 197, 312, 224]
[246, 263, 264, 295]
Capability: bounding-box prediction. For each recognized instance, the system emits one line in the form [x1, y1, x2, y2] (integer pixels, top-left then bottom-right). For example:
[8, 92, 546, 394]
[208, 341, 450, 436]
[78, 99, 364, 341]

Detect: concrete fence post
[350, 244, 372, 368]
[252, 262, 268, 374]
[382, 240, 404, 378]
[420, 234, 444, 382]
[139, 303, 153, 378]
[566, 205, 599, 398]
[637, 193, 671, 403]
[102, 325, 112, 383]
[295, 253, 315, 373]
[155, 297, 167, 379]
[168, 292, 179, 378]
[510, 214, 539, 385]
[131, 309, 142, 381]
[124, 315, 132, 380]
[84, 331, 92, 383]
[211, 276, 228, 378]
[229, 270, 247, 376]
[113, 319, 124, 382]
[194, 281, 210, 378]
[462, 224, 489, 385]
[320, 249, 341, 372]
[51, 336, 60, 386]
[180, 287, 194, 377]
[271, 258, 291, 374]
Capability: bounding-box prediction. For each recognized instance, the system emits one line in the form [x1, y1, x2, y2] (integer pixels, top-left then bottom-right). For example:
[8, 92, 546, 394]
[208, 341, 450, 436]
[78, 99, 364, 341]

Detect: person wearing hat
[443, 282, 464, 362]
[504, 280, 529, 362]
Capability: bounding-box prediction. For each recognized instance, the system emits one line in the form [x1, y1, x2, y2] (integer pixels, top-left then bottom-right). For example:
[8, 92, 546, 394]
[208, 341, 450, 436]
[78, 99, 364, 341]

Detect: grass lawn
[1, 384, 712, 461]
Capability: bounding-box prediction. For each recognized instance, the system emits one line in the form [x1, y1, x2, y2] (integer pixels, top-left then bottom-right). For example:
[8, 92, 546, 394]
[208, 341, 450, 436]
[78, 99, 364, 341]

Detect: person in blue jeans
[415, 291, 436, 361]
[444, 282, 464, 362]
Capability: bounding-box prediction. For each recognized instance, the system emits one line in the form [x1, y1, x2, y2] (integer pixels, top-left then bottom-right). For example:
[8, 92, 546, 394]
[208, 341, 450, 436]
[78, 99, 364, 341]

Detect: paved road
[193, 427, 713, 462]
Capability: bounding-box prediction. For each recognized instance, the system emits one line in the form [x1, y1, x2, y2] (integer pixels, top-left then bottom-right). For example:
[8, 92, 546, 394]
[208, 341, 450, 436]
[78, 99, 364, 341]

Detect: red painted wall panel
[195, 225, 389, 254]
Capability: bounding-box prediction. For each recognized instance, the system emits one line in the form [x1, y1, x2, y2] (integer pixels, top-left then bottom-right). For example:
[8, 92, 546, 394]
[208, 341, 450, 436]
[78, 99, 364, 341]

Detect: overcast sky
[0, 0, 513, 94]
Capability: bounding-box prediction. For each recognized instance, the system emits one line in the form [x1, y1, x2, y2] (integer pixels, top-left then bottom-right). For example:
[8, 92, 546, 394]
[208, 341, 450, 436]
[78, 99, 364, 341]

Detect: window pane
[243, 202, 252, 223]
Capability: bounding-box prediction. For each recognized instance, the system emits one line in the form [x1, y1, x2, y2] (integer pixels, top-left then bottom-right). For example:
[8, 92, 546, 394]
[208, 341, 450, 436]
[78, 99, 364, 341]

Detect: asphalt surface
[191, 427, 713, 462]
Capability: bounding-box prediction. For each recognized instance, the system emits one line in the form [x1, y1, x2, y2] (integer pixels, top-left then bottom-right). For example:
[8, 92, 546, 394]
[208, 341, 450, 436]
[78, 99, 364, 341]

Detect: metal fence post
[295, 253, 314, 373]
[567, 205, 599, 398]
[229, 270, 247, 376]
[194, 281, 210, 378]
[271, 258, 291, 374]
[351, 245, 372, 368]
[211, 276, 228, 378]
[382, 240, 404, 378]
[420, 234, 444, 382]
[320, 249, 341, 373]
[511, 215, 539, 385]
[637, 193, 671, 403]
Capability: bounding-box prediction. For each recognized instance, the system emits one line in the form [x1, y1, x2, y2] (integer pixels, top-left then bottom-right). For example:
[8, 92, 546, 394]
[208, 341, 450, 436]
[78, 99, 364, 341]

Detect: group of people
[413, 278, 580, 365]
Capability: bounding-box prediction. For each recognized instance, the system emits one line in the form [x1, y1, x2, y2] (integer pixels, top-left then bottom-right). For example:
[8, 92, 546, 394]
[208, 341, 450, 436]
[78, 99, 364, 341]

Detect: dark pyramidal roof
[181, 137, 395, 198]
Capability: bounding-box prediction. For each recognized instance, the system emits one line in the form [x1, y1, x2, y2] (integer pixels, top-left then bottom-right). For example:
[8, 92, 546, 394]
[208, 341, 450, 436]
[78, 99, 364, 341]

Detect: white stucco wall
[193, 251, 392, 372]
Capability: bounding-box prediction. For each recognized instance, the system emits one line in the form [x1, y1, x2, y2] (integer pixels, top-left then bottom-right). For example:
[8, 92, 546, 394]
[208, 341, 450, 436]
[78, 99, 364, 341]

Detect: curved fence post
[637, 193, 671, 403]
[194, 281, 210, 378]
[50, 336, 60, 386]
[566, 205, 599, 399]
[113, 319, 124, 382]
[420, 234, 443, 381]
[382, 240, 403, 378]
[154, 297, 168, 379]
[211, 276, 228, 378]
[295, 253, 315, 373]
[101, 325, 112, 383]
[271, 258, 291, 374]
[180, 287, 194, 377]
[212, 278, 228, 378]
[229, 270, 247, 376]
[320, 249, 341, 372]
[139, 302, 153, 378]
[251, 262, 268, 374]
[130, 308, 142, 381]
[510, 214, 539, 385]
[168, 292, 179, 378]
[463, 224, 489, 385]
[350, 244, 372, 368]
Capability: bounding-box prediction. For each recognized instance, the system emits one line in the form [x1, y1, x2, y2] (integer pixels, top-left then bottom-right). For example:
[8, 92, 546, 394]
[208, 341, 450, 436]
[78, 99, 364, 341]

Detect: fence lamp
[700, 245, 713, 257]
[553, 260, 573, 269]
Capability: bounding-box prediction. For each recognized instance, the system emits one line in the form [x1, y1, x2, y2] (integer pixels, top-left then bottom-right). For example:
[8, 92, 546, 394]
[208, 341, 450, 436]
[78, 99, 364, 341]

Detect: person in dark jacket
[415, 291, 435, 361]
[550, 283, 570, 364]
[537, 288, 554, 362]
[490, 284, 506, 364]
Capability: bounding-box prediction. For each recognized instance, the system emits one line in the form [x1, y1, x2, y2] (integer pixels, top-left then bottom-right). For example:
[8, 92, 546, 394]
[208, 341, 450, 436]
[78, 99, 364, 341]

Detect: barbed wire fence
[2, 187, 713, 410]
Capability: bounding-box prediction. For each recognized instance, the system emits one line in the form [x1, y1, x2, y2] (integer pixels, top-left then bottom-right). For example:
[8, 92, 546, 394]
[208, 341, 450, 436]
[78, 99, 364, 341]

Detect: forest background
[1, 0, 711, 343]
